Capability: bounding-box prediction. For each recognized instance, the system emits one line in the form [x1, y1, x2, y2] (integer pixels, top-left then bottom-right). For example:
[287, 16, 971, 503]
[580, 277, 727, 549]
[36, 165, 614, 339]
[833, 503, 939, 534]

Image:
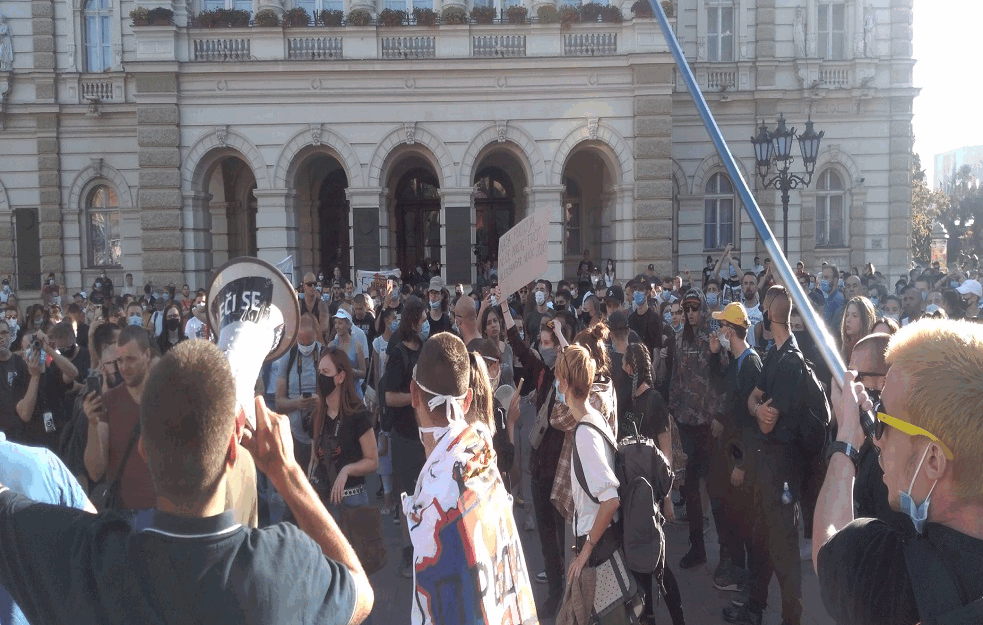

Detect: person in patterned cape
[402, 332, 538, 625]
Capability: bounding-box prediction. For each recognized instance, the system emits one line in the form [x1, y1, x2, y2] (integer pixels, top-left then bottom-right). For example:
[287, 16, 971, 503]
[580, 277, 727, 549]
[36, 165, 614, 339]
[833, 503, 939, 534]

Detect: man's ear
[137, 436, 147, 462]
[226, 433, 238, 470]
[461, 388, 473, 414]
[409, 379, 420, 412]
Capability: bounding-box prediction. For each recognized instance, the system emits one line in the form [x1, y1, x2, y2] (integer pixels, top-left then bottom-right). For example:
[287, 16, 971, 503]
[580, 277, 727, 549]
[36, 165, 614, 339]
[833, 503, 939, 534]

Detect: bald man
[453, 295, 481, 345]
[844, 334, 910, 529]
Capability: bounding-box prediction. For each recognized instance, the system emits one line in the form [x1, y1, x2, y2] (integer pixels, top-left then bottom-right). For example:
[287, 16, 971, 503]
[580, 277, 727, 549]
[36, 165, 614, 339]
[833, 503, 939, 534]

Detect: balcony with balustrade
[130, 10, 672, 65]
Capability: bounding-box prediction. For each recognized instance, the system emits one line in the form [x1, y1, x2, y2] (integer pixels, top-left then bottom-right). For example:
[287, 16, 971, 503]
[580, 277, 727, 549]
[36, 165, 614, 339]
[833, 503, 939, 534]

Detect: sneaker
[722, 604, 762, 625]
[713, 564, 745, 592]
[535, 571, 548, 584]
[729, 583, 750, 607]
[679, 546, 707, 569]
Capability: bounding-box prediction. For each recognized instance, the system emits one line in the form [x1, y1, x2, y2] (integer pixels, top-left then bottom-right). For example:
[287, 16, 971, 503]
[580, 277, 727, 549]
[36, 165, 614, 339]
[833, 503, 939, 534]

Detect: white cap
[956, 279, 982, 298]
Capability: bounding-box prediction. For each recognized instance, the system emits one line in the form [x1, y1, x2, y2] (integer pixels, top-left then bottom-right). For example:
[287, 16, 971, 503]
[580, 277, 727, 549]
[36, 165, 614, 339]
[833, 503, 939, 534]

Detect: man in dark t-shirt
[814, 319, 983, 625]
[0, 340, 373, 625]
[0, 320, 28, 441]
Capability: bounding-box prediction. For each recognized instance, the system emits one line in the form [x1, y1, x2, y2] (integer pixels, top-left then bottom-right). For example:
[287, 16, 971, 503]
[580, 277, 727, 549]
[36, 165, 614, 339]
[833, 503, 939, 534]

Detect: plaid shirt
[549, 378, 617, 521]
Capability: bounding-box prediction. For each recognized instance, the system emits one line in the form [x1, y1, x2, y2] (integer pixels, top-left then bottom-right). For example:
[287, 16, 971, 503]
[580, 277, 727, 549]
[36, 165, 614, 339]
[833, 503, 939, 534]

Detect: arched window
[706, 0, 734, 62]
[562, 177, 582, 256]
[816, 169, 846, 247]
[84, 0, 112, 73]
[86, 185, 121, 267]
[704, 172, 735, 250]
[474, 166, 515, 266]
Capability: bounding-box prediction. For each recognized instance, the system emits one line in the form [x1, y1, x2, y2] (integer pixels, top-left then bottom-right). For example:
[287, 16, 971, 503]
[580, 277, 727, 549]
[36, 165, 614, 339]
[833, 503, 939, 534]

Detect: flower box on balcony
[284, 7, 312, 27]
[319, 9, 344, 26]
[347, 9, 372, 27]
[254, 9, 281, 27]
[379, 9, 408, 27]
[505, 5, 528, 24]
[470, 6, 496, 25]
[413, 8, 437, 26]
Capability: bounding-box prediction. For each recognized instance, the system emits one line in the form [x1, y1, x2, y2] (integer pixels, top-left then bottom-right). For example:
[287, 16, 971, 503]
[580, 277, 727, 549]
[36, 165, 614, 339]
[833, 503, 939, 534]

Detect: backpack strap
[903, 534, 983, 625]
[571, 421, 617, 506]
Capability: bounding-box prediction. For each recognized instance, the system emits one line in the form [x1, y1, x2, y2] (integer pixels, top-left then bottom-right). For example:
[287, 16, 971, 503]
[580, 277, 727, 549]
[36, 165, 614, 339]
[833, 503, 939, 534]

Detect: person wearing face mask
[184, 296, 211, 340]
[814, 320, 983, 625]
[0, 278, 13, 305]
[155, 304, 187, 355]
[819, 264, 845, 328]
[501, 301, 570, 617]
[275, 314, 324, 473]
[329, 308, 367, 400]
[707, 304, 761, 603]
[524, 280, 552, 344]
[424, 276, 453, 337]
[379, 295, 426, 577]
[0, 319, 30, 442]
[479, 302, 515, 389]
[90, 271, 114, 307]
[124, 301, 145, 331]
[667, 301, 684, 334]
[309, 346, 377, 516]
[955, 278, 982, 321]
[629, 280, 675, 399]
[668, 288, 729, 571]
[403, 333, 537, 625]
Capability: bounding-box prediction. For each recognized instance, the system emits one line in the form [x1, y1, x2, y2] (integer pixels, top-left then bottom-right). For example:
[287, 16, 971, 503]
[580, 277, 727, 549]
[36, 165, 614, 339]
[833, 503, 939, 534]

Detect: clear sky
[912, 0, 983, 186]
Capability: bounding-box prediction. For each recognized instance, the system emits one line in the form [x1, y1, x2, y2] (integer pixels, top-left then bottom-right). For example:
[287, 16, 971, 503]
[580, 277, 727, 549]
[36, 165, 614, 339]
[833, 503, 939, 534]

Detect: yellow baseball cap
[711, 302, 750, 328]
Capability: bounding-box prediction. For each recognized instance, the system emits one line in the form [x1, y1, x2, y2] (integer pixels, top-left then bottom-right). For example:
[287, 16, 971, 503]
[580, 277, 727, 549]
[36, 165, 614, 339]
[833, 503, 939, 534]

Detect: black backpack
[776, 348, 832, 459]
[904, 535, 983, 625]
[378, 343, 413, 432]
[572, 419, 673, 574]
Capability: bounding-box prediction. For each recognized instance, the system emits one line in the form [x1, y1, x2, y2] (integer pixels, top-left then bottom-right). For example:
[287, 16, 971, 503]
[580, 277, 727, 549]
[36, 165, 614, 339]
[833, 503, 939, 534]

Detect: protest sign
[355, 268, 401, 294]
[497, 210, 549, 297]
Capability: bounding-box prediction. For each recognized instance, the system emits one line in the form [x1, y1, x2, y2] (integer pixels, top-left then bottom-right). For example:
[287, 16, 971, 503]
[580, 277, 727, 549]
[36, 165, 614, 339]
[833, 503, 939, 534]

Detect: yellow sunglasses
[875, 407, 954, 460]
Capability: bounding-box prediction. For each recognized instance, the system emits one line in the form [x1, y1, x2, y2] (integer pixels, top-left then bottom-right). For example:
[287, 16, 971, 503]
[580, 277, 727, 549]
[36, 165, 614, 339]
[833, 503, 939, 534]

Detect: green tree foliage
[911, 153, 949, 262]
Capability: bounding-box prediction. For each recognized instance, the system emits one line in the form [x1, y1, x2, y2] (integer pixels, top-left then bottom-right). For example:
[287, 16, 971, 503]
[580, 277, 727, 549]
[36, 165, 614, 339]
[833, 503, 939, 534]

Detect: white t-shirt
[184, 316, 206, 340]
[571, 408, 620, 537]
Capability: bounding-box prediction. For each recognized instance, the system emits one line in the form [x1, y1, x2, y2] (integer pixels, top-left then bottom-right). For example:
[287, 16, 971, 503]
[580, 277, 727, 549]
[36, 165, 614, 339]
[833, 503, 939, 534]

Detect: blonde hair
[554, 345, 596, 401]
[885, 319, 983, 502]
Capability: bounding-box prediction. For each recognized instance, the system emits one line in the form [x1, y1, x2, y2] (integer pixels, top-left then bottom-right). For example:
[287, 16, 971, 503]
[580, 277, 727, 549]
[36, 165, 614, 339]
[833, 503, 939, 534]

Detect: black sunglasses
[683, 304, 700, 312]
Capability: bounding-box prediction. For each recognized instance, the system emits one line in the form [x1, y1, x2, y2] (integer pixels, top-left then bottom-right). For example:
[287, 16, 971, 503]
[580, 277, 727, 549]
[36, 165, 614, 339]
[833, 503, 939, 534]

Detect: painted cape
[403, 420, 539, 625]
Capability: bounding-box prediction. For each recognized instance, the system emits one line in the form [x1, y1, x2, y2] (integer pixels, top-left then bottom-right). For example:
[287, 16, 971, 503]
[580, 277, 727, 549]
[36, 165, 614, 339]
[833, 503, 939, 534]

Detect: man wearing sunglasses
[814, 319, 983, 625]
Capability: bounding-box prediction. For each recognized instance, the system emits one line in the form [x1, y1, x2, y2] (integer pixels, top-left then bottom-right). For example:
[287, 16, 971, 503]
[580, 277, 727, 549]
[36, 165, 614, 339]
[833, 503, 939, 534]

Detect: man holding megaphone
[0, 339, 374, 625]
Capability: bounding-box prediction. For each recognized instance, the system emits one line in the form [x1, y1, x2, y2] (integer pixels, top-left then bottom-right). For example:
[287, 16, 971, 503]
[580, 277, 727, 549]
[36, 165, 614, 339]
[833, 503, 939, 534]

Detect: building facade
[0, 0, 915, 297]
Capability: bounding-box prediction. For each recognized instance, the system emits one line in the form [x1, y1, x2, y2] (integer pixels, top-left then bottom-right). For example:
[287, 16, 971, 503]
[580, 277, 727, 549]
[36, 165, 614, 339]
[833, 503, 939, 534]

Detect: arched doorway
[289, 151, 350, 280]
[560, 147, 616, 277]
[473, 167, 515, 269]
[394, 167, 441, 275]
[205, 155, 258, 264]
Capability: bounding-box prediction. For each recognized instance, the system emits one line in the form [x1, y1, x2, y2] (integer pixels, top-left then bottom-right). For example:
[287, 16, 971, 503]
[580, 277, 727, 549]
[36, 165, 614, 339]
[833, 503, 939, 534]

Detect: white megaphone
[207, 257, 300, 429]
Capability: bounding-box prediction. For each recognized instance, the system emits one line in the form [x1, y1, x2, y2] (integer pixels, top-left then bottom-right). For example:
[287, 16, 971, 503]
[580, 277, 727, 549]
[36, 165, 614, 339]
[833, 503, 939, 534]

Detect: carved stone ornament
[90, 157, 104, 176]
[587, 117, 599, 141]
[0, 13, 12, 72]
[403, 121, 416, 145]
[496, 120, 508, 143]
[310, 123, 322, 146]
[216, 125, 229, 148]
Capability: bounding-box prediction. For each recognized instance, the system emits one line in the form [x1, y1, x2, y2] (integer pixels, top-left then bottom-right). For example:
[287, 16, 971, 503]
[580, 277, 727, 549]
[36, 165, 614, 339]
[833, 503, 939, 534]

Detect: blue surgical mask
[899, 444, 939, 534]
[420, 319, 430, 341]
[706, 293, 719, 307]
[429, 299, 440, 310]
[819, 279, 831, 294]
[554, 379, 566, 405]
[389, 320, 399, 333]
[663, 311, 672, 325]
[671, 322, 684, 333]
[633, 291, 645, 307]
[128, 315, 143, 326]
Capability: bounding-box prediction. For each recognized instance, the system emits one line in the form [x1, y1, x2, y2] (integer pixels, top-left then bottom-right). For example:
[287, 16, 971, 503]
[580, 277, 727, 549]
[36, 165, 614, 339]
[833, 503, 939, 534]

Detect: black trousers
[678, 422, 713, 549]
[633, 566, 685, 625]
[532, 474, 565, 598]
[747, 494, 802, 625]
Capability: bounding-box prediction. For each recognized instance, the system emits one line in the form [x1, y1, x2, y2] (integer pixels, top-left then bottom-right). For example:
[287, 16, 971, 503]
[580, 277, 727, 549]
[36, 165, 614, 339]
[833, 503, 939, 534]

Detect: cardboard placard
[497, 210, 549, 297]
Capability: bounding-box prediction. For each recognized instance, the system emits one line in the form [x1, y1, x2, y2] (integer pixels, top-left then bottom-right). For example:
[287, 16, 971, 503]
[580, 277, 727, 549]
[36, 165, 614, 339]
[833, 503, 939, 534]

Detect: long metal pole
[648, 1, 849, 388]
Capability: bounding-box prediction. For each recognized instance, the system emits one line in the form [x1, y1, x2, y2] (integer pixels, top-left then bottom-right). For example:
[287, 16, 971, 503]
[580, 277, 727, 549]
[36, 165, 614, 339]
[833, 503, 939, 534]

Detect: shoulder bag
[90, 422, 141, 512]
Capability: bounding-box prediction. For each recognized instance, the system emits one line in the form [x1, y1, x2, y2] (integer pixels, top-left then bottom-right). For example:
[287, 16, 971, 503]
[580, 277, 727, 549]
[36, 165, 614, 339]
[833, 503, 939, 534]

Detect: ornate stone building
[0, 0, 914, 297]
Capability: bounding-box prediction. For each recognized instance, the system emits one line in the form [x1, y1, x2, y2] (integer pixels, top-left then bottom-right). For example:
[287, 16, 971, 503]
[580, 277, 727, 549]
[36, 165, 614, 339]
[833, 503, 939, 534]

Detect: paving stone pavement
[360, 468, 836, 625]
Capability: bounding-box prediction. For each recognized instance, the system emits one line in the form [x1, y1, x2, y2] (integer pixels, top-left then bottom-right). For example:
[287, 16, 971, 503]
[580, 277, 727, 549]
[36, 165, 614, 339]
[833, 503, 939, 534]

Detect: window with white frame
[84, 0, 112, 73]
[86, 185, 122, 267]
[203, 0, 255, 11]
[296, 0, 343, 14]
[818, 1, 846, 60]
[706, 1, 734, 62]
[815, 169, 846, 247]
[704, 173, 735, 250]
[381, 0, 433, 12]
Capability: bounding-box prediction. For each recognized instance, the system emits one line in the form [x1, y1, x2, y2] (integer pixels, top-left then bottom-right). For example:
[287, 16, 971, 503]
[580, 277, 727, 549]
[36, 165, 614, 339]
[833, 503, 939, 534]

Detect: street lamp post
[750, 114, 824, 254]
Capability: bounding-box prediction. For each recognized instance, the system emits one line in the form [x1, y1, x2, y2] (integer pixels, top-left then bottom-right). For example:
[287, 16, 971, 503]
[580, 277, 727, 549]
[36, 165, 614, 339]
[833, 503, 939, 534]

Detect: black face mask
[165, 318, 180, 331]
[318, 372, 337, 398]
[762, 310, 772, 332]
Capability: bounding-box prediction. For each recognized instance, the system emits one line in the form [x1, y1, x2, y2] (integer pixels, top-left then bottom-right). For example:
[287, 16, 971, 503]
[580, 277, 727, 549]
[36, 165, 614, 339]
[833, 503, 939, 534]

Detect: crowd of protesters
[0, 245, 981, 625]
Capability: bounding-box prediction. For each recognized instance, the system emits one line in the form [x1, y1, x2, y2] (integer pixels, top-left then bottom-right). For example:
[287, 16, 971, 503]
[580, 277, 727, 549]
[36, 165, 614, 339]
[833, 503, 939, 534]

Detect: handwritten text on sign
[498, 210, 549, 297]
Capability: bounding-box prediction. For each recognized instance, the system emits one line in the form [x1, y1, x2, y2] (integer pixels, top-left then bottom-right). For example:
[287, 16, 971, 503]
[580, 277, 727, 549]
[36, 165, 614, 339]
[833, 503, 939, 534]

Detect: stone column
[33, 1, 62, 289]
[134, 75, 183, 287]
[347, 187, 385, 272]
[182, 191, 212, 289]
[528, 185, 565, 284]
[632, 63, 674, 277]
[253, 189, 297, 269]
[439, 188, 474, 286]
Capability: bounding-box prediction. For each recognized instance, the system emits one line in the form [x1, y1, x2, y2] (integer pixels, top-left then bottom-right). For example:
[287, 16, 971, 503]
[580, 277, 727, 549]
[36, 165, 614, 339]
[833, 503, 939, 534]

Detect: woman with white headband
[403, 332, 538, 625]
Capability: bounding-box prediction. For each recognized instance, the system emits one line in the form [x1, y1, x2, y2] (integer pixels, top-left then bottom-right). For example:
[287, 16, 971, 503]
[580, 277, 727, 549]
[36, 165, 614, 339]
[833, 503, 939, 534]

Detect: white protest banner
[497, 209, 549, 297]
[355, 268, 401, 294]
[275, 255, 295, 286]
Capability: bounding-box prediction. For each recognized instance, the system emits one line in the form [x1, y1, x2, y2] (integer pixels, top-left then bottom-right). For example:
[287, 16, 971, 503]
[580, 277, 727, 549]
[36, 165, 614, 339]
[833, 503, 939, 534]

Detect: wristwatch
[826, 440, 861, 471]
